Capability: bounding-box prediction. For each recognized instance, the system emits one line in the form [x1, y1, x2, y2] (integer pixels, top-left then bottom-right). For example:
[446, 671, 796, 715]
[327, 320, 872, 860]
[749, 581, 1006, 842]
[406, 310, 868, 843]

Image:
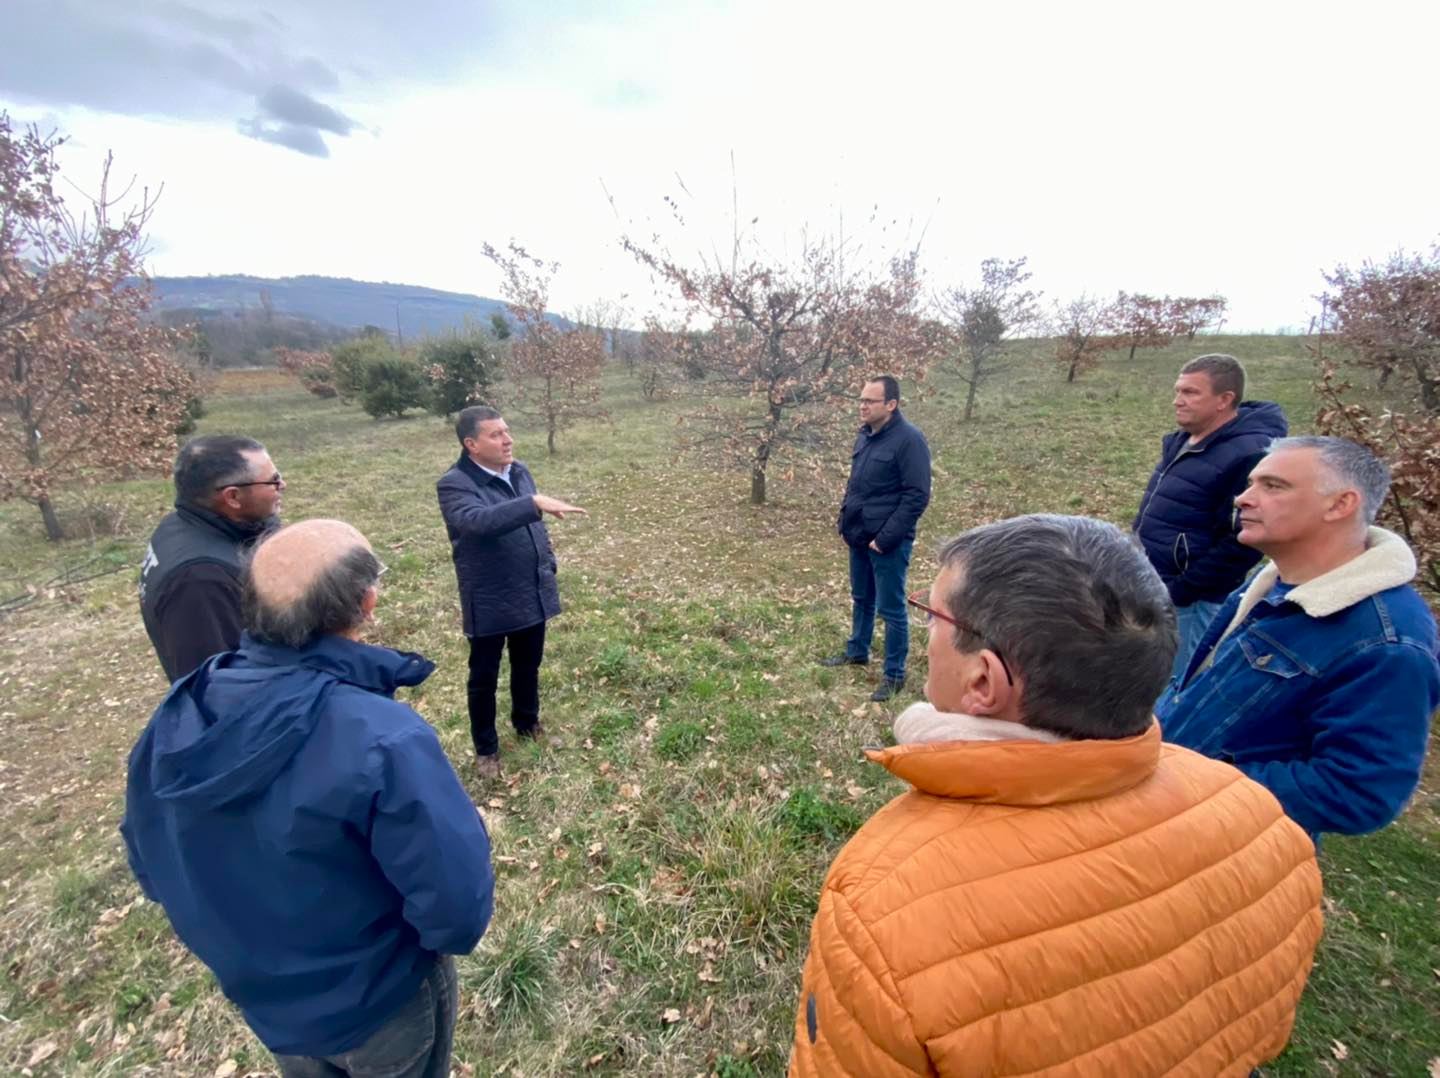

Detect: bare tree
[482, 241, 607, 455]
[0, 114, 194, 540]
[625, 229, 935, 505]
[1112, 292, 1173, 360]
[1322, 247, 1440, 411]
[935, 256, 1041, 421]
[1052, 295, 1118, 383]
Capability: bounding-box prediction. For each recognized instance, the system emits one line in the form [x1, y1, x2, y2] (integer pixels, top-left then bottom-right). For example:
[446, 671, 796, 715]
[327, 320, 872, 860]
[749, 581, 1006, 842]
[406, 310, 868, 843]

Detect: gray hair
[174, 435, 265, 507]
[1268, 435, 1391, 525]
[936, 515, 1176, 740]
[242, 544, 382, 649]
[1180, 353, 1246, 404]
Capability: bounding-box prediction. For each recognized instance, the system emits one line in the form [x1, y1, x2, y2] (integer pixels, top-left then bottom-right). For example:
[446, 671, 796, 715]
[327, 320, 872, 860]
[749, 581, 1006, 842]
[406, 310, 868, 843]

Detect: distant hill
[148, 274, 566, 340]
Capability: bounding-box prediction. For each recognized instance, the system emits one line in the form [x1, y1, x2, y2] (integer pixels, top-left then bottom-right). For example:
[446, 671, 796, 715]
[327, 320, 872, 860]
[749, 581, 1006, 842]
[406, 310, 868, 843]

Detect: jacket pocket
[1213, 635, 1306, 720]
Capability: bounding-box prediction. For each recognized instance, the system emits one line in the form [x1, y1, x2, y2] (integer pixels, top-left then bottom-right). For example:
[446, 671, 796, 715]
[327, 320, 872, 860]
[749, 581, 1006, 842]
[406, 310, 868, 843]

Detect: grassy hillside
[0, 337, 1435, 1076]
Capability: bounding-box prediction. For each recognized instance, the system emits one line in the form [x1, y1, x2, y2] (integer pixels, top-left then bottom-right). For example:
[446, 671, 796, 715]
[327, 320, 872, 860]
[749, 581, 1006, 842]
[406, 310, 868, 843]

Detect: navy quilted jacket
[437, 454, 561, 637]
[1133, 401, 1288, 606]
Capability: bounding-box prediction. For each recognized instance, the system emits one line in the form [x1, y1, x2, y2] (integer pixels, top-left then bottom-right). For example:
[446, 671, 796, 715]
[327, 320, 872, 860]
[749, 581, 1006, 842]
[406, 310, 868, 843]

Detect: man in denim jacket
[1159, 436, 1439, 839]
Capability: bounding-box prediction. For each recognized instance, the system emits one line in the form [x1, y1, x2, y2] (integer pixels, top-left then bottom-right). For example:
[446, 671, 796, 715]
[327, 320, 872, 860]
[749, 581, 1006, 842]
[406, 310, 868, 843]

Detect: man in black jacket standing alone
[139, 435, 283, 681]
[821, 375, 931, 702]
[438, 406, 586, 779]
[1134, 354, 1288, 679]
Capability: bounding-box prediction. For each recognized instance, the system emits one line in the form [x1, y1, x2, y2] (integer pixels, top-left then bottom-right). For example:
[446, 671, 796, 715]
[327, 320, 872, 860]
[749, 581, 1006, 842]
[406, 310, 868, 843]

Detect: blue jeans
[1172, 599, 1223, 683]
[845, 539, 914, 682]
[274, 956, 457, 1078]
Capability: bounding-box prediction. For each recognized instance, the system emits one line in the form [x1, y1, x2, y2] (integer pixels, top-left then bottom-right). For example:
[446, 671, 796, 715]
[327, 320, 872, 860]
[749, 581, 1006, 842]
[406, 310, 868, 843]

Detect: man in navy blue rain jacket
[122, 519, 493, 1078]
[437, 406, 587, 779]
[1134, 354, 1288, 679]
[822, 375, 931, 702]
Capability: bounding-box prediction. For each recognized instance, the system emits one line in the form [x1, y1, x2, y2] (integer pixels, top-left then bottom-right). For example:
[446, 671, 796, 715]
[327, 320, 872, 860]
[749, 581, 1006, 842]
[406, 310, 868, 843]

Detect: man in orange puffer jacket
[791, 515, 1322, 1077]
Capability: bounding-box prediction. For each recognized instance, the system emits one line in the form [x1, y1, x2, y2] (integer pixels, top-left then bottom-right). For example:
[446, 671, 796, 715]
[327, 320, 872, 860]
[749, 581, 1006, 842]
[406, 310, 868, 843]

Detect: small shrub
[422, 332, 501, 417]
[361, 357, 427, 418]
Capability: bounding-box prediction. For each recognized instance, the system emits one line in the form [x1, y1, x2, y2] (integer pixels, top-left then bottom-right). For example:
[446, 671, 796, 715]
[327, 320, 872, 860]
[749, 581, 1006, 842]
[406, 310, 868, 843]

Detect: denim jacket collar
[1213, 527, 1416, 644]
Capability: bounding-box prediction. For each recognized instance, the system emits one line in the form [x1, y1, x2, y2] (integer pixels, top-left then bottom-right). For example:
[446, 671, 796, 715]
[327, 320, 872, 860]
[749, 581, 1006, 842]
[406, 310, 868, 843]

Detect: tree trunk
[963, 377, 978, 421]
[1067, 356, 1079, 383]
[1128, 342, 1138, 361]
[547, 419, 556, 455]
[38, 493, 65, 541]
[750, 463, 766, 505]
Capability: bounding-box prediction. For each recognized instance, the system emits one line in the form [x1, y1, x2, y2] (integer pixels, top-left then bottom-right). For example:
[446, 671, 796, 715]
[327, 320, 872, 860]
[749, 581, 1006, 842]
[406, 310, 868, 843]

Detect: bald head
[243, 519, 383, 649]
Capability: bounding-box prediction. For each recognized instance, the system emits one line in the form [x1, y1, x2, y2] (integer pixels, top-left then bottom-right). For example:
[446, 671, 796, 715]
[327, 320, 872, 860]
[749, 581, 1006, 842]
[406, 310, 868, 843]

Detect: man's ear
[960, 650, 1017, 718]
[1324, 488, 1363, 524]
[361, 585, 379, 621]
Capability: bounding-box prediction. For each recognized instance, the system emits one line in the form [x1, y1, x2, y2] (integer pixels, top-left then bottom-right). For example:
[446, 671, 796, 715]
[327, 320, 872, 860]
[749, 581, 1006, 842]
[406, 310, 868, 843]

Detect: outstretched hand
[533, 494, 588, 520]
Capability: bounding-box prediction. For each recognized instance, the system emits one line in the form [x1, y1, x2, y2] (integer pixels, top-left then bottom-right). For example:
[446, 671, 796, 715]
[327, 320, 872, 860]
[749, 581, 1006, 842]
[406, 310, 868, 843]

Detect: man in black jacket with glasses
[139, 435, 283, 681]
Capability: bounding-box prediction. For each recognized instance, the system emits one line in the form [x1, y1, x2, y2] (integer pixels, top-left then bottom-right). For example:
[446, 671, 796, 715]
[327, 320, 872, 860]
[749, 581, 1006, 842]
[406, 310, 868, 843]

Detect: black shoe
[516, 722, 546, 741]
[819, 654, 869, 667]
[870, 679, 905, 702]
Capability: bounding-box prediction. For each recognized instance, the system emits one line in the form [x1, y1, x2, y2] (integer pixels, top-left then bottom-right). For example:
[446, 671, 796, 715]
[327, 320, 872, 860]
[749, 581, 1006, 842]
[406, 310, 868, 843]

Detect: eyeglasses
[906, 589, 1014, 686]
[857, 396, 885, 405]
[218, 473, 284, 491]
[375, 559, 389, 579]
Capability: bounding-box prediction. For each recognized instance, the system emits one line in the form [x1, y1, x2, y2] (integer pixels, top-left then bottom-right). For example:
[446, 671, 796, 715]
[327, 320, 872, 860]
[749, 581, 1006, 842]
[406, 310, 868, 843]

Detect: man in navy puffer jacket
[122, 519, 493, 1078]
[1134, 354, 1287, 678]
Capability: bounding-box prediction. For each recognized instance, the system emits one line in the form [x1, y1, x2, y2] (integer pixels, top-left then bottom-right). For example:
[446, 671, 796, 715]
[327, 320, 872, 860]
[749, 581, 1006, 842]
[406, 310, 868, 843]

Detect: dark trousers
[274, 956, 457, 1078]
[467, 621, 546, 757]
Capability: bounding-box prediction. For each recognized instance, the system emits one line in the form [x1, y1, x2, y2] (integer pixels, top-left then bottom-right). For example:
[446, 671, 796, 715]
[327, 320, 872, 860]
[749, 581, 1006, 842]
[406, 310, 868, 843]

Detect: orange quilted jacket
[790, 724, 1323, 1077]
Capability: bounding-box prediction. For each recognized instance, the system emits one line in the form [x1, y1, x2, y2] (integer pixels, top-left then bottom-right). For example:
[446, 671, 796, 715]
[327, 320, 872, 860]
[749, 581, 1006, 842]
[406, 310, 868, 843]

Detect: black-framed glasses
[218, 474, 284, 491]
[906, 589, 1014, 686]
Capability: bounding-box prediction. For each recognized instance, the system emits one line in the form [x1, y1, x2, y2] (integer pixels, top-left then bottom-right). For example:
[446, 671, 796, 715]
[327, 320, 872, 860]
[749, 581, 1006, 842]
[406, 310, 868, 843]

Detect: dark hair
[242, 543, 381, 649]
[936, 514, 1176, 740]
[1180, 353, 1246, 404]
[866, 374, 901, 404]
[456, 405, 503, 445]
[1269, 434, 1391, 525]
[174, 435, 265, 507]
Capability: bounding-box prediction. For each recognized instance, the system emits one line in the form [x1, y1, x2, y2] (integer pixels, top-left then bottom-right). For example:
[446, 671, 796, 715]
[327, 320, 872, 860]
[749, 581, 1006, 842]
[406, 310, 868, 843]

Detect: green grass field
[1, 338, 1436, 1076]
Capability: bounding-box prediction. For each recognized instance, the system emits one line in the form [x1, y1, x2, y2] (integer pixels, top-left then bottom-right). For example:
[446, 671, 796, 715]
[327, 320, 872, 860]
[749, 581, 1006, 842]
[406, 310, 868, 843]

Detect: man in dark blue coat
[821, 375, 932, 702]
[1134, 354, 1288, 679]
[438, 406, 586, 778]
[122, 519, 494, 1078]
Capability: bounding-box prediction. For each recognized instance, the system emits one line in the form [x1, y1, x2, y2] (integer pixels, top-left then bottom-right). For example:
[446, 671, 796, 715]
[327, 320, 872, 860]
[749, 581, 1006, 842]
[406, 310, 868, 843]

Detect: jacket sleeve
[873, 431, 931, 555]
[1236, 644, 1439, 836]
[153, 563, 243, 681]
[790, 887, 932, 1078]
[437, 475, 542, 539]
[1168, 450, 1266, 607]
[370, 723, 496, 954]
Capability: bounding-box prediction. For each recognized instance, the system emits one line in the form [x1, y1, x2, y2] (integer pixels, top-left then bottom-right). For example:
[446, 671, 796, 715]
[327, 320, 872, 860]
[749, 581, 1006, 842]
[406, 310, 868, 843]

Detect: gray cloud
[0, 0, 495, 156]
[237, 118, 330, 158]
[257, 85, 356, 136]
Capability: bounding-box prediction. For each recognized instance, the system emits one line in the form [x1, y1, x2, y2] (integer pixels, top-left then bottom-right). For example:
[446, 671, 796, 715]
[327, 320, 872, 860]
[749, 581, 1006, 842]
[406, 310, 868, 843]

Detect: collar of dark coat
[859, 409, 909, 440]
[456, 451, 522, 492]
[173, 502, 274, 545]
[230, 631, 436, 696]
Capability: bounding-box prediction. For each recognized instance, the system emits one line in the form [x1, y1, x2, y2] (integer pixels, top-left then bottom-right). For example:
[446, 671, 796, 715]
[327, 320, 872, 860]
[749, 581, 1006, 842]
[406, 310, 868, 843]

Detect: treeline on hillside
[156, 307, 357, 369]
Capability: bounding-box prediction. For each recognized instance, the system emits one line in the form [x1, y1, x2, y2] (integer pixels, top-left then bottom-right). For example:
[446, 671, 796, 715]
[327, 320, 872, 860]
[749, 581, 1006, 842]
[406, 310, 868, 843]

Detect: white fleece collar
[892, 702, 1066, 746]
[1216, 526, 1416, 645]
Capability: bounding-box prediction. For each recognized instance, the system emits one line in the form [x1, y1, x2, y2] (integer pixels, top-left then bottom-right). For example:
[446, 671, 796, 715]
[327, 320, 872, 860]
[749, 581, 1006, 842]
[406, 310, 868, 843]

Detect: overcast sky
[3, 0, 1436, 331]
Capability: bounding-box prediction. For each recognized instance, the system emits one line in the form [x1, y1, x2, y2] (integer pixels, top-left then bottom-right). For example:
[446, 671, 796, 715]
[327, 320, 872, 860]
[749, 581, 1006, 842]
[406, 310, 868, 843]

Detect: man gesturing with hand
[438, 406, 587, 778]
